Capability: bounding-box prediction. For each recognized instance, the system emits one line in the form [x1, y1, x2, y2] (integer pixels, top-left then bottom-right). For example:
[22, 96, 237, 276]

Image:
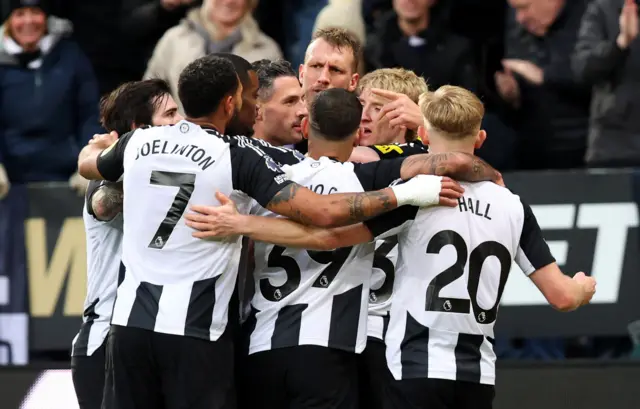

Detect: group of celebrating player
[68, 27, 597, 409]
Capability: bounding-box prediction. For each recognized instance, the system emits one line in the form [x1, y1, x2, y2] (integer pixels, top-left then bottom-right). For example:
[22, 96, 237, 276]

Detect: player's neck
[252, 126, 280, 146]
[307, 139, 353, 163]
[185, 116, 227, 135]
[428, 142, 474, 156]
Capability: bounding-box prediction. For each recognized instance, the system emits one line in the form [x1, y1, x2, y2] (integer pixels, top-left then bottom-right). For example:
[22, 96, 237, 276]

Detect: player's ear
[298, 63, 305, 83]
[223, 95, 235, 117]
[474, 129, 487, 149]
[255, 103, 263, 121]
[348, 72, 359, 92]
[301, 117, 309, 139]
[418, 125, 429, 145]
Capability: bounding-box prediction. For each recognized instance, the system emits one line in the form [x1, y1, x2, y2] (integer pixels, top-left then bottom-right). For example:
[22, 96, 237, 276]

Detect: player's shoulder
[463, 181, 526, 212]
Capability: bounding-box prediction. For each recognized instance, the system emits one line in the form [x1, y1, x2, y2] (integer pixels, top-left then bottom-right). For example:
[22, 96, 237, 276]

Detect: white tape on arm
[391, 175, 442, 207]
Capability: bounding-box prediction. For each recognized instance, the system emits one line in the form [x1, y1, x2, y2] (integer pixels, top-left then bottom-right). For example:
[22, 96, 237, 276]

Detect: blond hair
[357, 68, 428, 104]
[419, 86, 484, 140]
[358, 68, 428, 142]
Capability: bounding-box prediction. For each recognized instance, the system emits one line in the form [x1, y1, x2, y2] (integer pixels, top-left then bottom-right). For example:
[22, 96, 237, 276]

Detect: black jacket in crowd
[572, 0, 640, 167]
[364, 2, 478, 93]
[505, 0, 591, 169]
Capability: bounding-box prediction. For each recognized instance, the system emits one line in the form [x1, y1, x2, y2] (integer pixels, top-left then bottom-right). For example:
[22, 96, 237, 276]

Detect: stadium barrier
[0, 168, 639, 359]
[1, 360, 639, 409]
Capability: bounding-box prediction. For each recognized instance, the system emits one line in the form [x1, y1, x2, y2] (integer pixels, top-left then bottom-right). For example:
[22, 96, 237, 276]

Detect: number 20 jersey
[247, 157, 375, 355]
[364, 182, 555, 384]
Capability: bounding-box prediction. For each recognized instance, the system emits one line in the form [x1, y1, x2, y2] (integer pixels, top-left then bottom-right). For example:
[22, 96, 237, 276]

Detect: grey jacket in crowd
[573, 0, 640, 167]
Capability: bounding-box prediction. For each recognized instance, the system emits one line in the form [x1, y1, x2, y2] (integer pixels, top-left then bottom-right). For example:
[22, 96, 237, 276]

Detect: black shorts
[387, 377, 495, 409]
[239, 346, 358, 409]
[357, 337, 396, 409]
[102, 325, 235, 409]
[72, 340, 107, 409]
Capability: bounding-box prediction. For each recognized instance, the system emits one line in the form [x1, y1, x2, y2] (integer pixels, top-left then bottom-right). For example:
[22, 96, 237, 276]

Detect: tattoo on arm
[267, 183, 397, 227]
[400, 153, 501, 182]
[91, 183, 123, 221]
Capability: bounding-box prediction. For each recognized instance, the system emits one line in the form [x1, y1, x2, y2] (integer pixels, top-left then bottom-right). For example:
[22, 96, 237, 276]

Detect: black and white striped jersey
[71, 181, 123, 356]
[364, 182, 555, 385]
[246, 156, 406, 355]
[94, 120, 294, 342]
[367, 237, 398, 340]
[366, 140, 426, 341]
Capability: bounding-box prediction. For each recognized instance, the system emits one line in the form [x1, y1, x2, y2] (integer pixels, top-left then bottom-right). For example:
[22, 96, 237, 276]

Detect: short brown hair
[310, 27, 361, 72]
[100, 79, 172, 135]
[419, 86, 484, 140]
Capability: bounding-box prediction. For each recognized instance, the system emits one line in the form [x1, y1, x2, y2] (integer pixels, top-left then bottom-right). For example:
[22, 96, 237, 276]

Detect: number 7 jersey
[364, 181, 556, 385]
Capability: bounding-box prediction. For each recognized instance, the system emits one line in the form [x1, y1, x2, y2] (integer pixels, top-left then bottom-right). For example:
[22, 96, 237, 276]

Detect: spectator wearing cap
[144, 0, 281, 106]
[0, 0, 102, 193]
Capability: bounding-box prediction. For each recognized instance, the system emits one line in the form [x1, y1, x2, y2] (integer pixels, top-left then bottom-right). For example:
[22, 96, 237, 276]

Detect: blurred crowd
[0, 0, 638, 359]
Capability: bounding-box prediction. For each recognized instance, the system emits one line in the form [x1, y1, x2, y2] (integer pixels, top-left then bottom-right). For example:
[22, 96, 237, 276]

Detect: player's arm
[229, 144, 443, 228]
[398, 153, 503, 184]
[516, 201, 596, 312]
[86, 180, 123, 222]
[354, 154, 502, 193]
[186, 192, 409, 250]
[78, 130, 135, 181]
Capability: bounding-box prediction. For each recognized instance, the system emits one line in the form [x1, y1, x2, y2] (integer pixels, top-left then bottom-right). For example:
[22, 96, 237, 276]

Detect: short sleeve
[230, 142, 295, 208]
[364, 204, 419, 240]
[235, 135, 305, 166]
[353, 158, 405, 191]
[96, 130, 135, 182]
[370, 140, 428, 159]
[515, 201, 556, 276]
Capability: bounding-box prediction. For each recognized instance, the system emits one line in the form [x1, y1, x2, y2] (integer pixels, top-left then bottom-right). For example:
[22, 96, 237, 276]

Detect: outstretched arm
[399, 152, 503, 184]
[186, 192, 373, 250]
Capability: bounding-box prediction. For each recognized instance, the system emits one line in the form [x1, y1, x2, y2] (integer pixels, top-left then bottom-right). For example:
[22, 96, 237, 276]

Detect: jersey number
[148, 171, 196, 249]
[260, 246, 353, 302]
[425, 230, 511, 324]
[370, 237, 397, 304]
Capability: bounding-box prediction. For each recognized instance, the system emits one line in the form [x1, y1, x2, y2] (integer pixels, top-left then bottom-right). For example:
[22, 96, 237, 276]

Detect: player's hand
[185, 191, 245, 239]
[0, 163, 10, 200]
[572, 271, 597, 306]
[391, 175, 464, 208]
[372, 88, 424, 130]
[161, 0, 182, 10]
[438, 176, 464, 207]
[89, 131, 118, 149]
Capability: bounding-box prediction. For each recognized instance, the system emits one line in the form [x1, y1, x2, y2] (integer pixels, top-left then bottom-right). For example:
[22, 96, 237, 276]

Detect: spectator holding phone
[572, 0, 640, 167]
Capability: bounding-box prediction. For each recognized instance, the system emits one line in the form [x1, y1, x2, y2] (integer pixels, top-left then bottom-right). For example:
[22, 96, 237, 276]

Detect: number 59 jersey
[247, 157, 380, 355]
[364, 181, 555, 385]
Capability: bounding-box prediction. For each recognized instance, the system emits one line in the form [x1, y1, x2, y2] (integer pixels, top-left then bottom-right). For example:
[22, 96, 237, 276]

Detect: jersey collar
[200, 125, 223, 138]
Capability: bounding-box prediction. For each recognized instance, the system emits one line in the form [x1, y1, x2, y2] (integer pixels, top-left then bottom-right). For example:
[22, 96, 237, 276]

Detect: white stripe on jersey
[365, 182, 555, 385]
[104, 122, 292, 341]
[247, 157, 374, 355]
[72, 205, 123, 356]
[367, 237, 398, 340]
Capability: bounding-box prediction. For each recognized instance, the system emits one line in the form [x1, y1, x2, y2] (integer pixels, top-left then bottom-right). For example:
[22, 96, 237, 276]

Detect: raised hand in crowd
[371, 88, 425, 132]
[0, 163, 10, 200]
[617, 0, 639, 49]
[494, 67, 521, 108]
[502, 59, 544, 86]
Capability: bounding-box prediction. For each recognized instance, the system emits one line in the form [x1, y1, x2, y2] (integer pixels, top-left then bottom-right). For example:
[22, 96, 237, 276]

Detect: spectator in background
[365, 0, 477, 92]
[41, 0, 199, 96]
[0, 0, 102, 188]
[572, 0, 640, 167]
[145, 0, 281, 104]
[251, 59, 307, 147]
[497, 0, 591, 170]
